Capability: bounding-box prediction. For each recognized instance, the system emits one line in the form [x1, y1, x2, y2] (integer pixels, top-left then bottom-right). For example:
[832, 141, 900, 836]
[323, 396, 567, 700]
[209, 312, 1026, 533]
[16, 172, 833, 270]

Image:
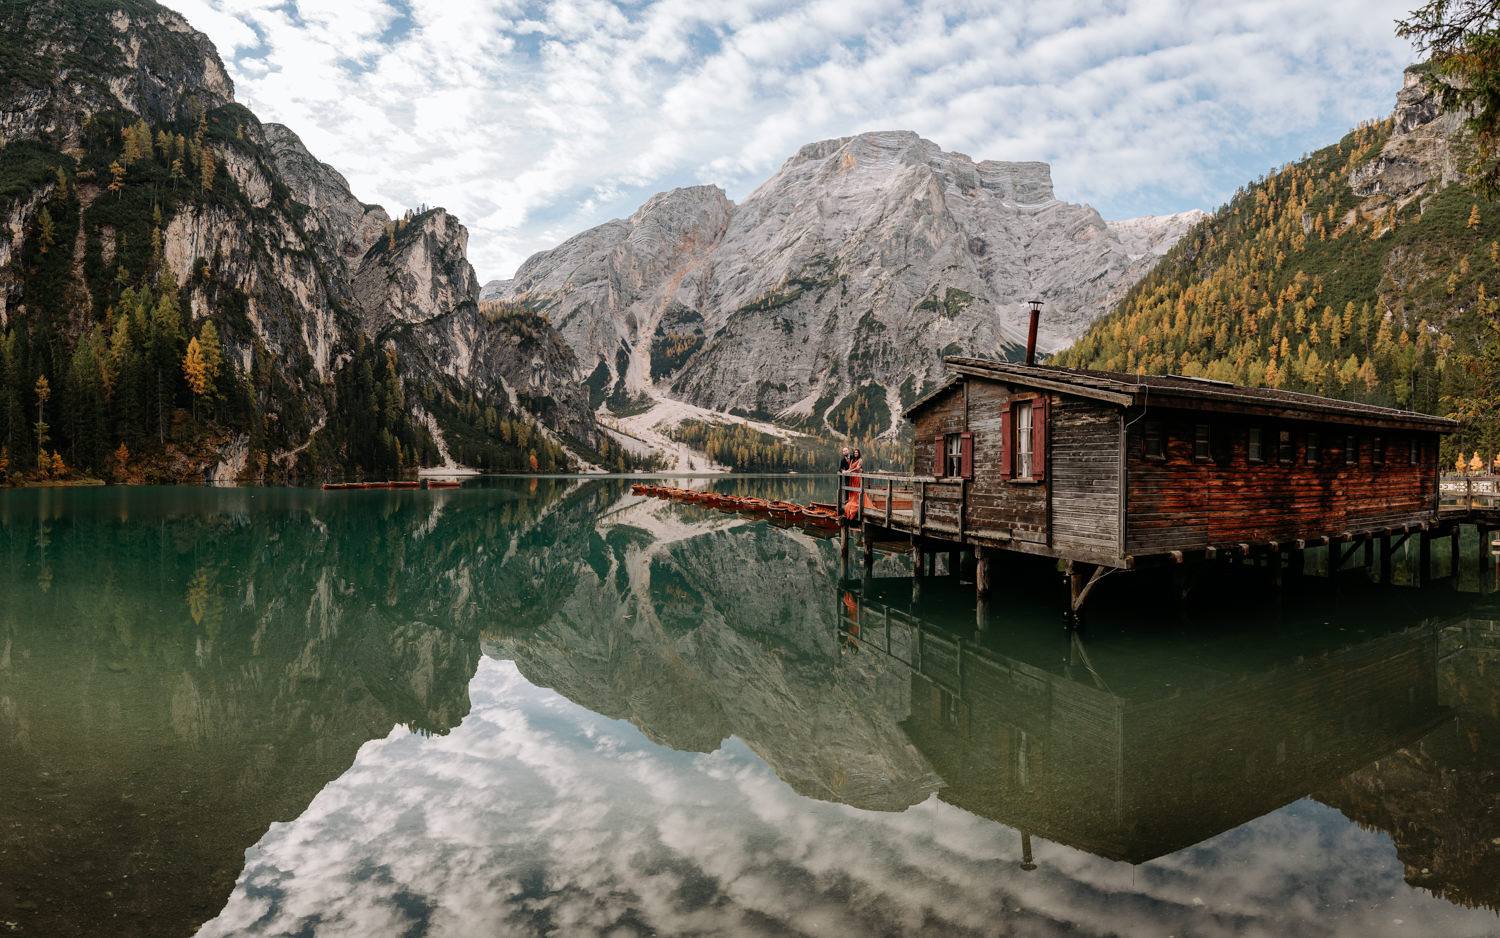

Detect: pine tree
[33, 375, 50, 469]
[183, 337, 208, 419]
[36, 207, 55, 254]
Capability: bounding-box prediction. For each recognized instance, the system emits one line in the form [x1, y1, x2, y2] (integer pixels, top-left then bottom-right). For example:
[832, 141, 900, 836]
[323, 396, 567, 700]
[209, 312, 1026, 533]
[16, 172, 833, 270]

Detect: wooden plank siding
[1050, 396, 1122, 556]
[898, 368, 1448, 568]
[908, 378, 1050, 549]
[1123, 410, 1442, 554]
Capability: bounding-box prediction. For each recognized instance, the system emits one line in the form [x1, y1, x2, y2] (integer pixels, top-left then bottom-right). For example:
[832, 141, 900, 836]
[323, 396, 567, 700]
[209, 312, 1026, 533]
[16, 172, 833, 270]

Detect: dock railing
[838, 472, 969, 537]
[1440, 473, 1500, 513]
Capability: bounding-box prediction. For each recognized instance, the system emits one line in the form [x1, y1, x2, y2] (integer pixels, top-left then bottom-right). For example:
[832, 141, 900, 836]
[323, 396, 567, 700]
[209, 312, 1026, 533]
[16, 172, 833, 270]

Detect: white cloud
[161, 0, 1419, 281]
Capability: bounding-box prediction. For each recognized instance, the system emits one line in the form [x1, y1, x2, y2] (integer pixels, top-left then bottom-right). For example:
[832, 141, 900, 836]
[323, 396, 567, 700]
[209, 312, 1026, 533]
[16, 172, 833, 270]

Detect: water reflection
[1319, 615, 1500, 912]
[844, 582, 1448, 862]
[0, 481, 588, 937]
[0, 480, 1497, 937]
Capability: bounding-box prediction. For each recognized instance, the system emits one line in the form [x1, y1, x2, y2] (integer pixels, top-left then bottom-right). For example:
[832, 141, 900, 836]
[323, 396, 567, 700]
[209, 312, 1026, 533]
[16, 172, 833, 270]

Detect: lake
[1, 477, 1498, 937]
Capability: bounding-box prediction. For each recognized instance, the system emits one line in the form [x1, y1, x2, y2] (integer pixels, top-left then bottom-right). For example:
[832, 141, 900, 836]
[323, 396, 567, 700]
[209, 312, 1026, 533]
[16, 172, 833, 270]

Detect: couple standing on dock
[840, 447, 863, 520]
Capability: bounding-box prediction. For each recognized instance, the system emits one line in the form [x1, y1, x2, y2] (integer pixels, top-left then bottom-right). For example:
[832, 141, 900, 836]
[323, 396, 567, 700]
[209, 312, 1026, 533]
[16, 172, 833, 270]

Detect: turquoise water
[1, 478, 1497, 937]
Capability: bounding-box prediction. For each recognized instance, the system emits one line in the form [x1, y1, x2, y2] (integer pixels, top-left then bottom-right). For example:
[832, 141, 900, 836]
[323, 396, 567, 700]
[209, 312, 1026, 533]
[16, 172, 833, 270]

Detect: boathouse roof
[907, 357, 1459, 433]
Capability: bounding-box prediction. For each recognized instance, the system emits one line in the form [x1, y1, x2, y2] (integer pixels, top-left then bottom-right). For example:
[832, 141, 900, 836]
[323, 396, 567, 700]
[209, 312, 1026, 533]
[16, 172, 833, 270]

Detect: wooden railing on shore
[1440, 473, 1500, 512]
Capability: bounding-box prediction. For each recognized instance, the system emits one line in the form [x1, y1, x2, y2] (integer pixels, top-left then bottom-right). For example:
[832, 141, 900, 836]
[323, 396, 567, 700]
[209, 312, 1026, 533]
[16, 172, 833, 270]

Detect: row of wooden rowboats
[322, 480, 463, 490]
[630, 483, 842, 531]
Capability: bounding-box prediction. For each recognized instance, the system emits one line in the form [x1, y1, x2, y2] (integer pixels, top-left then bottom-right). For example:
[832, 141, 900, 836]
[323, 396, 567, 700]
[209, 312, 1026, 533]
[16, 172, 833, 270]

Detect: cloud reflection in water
[200, 659, 1498, 938]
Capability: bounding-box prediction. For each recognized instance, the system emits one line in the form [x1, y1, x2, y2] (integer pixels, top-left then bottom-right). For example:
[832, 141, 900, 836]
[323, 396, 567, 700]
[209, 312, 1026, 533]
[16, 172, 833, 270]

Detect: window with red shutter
[1032, 396, 1047, 480]
[934, 435, 945, 477]
[960, 432, 973, 479]
[999, 406, 1012, 479]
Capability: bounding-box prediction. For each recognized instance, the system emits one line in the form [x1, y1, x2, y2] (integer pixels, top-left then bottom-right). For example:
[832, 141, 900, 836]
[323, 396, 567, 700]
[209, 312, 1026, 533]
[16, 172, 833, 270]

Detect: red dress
[843, 458, 863, 520]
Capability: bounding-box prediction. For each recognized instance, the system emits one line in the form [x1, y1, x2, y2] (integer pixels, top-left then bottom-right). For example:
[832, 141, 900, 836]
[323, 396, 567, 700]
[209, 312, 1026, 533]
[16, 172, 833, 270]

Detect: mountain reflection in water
[0, 479, 1497, 937]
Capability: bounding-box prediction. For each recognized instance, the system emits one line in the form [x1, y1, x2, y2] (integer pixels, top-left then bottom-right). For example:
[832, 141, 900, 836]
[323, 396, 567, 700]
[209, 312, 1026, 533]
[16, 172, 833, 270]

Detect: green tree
[36, 207, 55, 253]
[33, 374, 50, 469]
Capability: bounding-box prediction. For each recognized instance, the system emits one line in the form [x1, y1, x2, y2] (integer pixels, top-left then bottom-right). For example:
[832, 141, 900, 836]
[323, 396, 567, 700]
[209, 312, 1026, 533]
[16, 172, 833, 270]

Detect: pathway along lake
[1, 478, 1498, 938]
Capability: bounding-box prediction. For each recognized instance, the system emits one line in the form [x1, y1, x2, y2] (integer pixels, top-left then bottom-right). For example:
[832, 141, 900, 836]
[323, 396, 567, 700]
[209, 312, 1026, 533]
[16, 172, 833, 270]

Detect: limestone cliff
[489, 131, 1202, 433]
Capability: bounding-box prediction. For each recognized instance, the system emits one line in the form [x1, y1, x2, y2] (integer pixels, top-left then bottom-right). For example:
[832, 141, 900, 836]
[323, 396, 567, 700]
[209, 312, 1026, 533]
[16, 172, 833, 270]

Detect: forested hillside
[0, 0, 628, 485]
[1056, 71, 1500, 463]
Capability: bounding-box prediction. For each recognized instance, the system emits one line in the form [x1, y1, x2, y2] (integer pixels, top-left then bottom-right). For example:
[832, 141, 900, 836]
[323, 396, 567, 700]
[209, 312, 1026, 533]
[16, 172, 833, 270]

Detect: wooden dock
[842, 471, 1500, 618]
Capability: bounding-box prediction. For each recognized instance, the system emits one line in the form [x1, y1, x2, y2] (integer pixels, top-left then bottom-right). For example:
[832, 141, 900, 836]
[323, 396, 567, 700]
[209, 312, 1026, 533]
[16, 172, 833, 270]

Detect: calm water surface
[1, 478, 1498, 937]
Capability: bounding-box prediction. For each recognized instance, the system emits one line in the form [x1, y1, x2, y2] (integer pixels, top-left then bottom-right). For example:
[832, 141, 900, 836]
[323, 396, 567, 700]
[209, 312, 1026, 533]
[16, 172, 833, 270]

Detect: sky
[158, 0, 1423, 283]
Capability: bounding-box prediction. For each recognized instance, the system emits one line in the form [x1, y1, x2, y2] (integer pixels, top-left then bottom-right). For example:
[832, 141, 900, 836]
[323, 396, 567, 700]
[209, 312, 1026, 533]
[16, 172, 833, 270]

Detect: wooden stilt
[1363, 537, 1375, 581]
[1380, 533, 1392, 584]
[1419, 530, 1431, 587]
[976, 547, 993, 599]
[862, 523, 874, 572]
[1452, 524, 1463, 581]
[948, 550, 960, 578]
[1066, 560, 1109, 626]
[913, 545, 925, 579]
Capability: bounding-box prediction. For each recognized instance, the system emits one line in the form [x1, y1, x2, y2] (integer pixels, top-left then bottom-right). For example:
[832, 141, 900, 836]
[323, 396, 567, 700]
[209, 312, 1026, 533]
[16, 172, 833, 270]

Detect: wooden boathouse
[844, 356, 1462, 615]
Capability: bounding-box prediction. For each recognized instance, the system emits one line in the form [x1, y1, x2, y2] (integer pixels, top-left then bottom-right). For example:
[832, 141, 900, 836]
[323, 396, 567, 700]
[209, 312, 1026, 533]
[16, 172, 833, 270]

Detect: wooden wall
[1050, 397, 1121, 557]
[1123, 409, 1441, 554]
[908, 379, 1050, 548]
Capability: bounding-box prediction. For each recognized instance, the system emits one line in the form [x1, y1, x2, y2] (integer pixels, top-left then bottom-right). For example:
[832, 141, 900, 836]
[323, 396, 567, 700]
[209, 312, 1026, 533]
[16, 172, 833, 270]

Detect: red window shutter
[1033, 396, 1048, 480]
[934, 435, 945, 477]
[960, 432, 973, 479]
[999, 406, 1013, 479]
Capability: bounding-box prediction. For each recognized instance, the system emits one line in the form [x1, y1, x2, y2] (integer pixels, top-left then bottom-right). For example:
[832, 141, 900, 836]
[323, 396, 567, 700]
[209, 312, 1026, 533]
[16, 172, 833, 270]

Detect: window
[1193, 424, 1211, 461]
[1248, 427, 1264, 463]
[1372, 436, 1385, 465]
[1144, 420, 1165, 460]
[1277, 429, 1293, 464]
[1306, 431, 1320, 466]
[1409, 438, 1420, 465]
[936, 432, 971, 479]
[1015, 402, 1034, 478]
[1346, 434, 1358, 466]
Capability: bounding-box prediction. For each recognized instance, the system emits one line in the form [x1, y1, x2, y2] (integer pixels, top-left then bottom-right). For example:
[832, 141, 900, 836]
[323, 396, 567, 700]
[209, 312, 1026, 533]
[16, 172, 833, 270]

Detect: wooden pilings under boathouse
[839, 353, 1493, 620]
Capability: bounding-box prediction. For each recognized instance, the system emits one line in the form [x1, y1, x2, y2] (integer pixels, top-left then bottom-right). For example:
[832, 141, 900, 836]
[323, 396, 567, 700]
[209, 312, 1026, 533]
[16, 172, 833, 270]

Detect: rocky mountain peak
[493, 131, 1203, 437]
[1349, 66, 1466, 209]
[0, 0, 234, 153]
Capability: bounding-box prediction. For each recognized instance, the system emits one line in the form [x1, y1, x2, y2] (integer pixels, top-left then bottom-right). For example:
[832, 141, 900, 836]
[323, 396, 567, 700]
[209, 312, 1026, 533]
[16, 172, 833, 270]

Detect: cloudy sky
[159, 0, 1422, 282]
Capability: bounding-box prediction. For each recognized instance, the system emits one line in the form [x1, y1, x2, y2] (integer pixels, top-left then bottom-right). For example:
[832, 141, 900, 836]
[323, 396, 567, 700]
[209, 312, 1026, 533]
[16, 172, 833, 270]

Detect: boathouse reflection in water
[838, 575, 1499, 905]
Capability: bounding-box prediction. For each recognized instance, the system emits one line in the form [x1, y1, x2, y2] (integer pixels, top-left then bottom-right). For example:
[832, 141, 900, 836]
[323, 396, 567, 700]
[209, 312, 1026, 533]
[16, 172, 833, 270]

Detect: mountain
[1055, 66, 1497, 463]
[485, 131, 1202, 439]
[0, 0, 623, 483]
